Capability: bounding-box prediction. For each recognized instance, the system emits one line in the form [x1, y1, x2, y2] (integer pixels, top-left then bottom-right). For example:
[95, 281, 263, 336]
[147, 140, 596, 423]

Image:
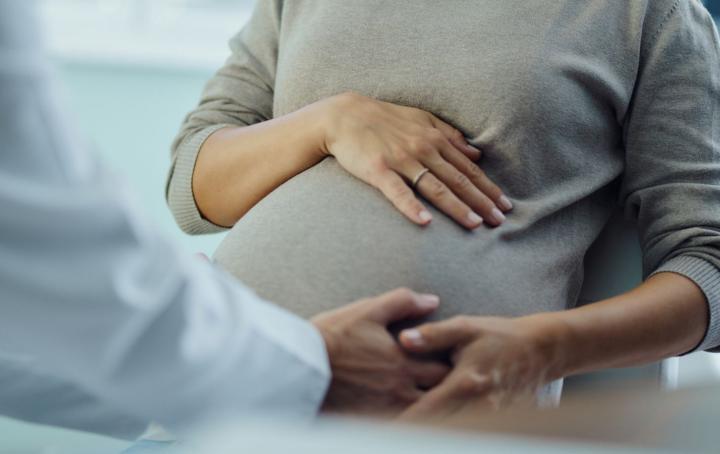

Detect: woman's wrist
[283, 100, 337, 163]
[515, 312, 574, 382]
[312, 91, 358, 156]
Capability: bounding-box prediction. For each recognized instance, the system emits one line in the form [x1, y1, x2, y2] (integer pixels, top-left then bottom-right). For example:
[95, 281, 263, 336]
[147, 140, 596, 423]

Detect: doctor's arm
[0, 355, 147, 439]
[0, 72, 444, 435]
[0, 0, 446, 432]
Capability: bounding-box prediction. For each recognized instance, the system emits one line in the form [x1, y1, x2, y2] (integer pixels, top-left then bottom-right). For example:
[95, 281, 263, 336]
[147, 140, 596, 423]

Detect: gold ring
[412, 168, 430, 188]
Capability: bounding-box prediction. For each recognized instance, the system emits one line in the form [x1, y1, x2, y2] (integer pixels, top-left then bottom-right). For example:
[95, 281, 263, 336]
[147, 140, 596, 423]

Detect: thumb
[399, 317, 477, 353]
[364, 288, 440, 325]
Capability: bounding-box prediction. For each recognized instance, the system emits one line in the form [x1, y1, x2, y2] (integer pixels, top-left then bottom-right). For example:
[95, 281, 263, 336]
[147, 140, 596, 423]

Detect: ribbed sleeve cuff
[650, 255, 720, 352]
[167, 124, 234, 235]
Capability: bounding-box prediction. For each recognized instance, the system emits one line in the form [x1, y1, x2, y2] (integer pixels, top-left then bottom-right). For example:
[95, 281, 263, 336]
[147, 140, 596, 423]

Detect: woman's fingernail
[498, 195, 513, 211]
[468, 212, 483, 226]
[466, 144, 483, 158]
[402, 329, 425, 346]
[417, 294, 440, 309]
[492, 208, 506, 223]
[419, 210, 433, 223]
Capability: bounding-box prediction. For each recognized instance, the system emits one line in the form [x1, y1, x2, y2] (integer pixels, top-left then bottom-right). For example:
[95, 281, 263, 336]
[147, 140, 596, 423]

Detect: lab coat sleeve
[0, 353, 147, 440]
[0, 0, 330, 432]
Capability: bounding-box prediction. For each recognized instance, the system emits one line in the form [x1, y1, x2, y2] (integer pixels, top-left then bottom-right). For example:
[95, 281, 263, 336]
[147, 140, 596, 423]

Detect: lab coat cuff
[238, 287, 331, 414]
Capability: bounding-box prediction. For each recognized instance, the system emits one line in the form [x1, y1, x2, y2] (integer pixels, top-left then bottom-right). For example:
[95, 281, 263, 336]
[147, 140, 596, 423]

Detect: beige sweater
[168, 0, 720, 353]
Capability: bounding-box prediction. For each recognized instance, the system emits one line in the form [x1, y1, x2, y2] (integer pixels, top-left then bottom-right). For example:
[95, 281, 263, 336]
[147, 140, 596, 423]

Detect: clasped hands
[312, 288, 565, 420]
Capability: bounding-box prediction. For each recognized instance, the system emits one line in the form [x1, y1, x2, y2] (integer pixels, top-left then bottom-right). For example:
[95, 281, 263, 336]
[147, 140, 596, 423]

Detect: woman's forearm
[192, 91, 512, 230]
[192, 101, 331, 227]
[397, 271, 710, 416]
[540, 272, 709, 380]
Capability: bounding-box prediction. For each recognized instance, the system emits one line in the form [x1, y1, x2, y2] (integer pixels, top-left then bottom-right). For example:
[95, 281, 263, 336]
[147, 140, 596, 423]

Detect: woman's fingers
[381, 140, 509, 229]
[415, 172, 484, 230]
[422, 151, 506, 227]
[375, 170, 433, 225]
[399, 128, 511, 228]
[439, 144, 513, 214]
[325, 94, 512, 229]
[424, 114, 513, 217]
[380, 154, 483, 230]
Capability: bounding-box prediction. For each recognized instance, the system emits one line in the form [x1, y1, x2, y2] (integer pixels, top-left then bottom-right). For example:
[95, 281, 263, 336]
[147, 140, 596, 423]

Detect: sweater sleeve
[166, 0, 282, 234]
[621, 0, 720, 352]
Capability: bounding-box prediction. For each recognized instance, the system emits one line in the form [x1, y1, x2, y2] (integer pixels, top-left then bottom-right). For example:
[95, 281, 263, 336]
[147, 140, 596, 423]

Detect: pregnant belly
[213, 158, 575, 320]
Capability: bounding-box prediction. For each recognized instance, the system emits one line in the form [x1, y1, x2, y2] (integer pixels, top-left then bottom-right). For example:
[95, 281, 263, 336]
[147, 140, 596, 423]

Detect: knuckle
[467, 166, 503, 198]
[418, 145, 436, 159]
[369, 157, 388, 174]
[406, 137, 423, 151]
[480, 185, 503, 202]
[450, 129, 465, 142]
[425, 128, 445, 144]
[409, 139, 433, 158]
[466, 163, 485, 178]
[389, 148, 413, 167]
[452, 172, 472, 191]
[427, 179, 448, 199]
[387, 178, 410, 198]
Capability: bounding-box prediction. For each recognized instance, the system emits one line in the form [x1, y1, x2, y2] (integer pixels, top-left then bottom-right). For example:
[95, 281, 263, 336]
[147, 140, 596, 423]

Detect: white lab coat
[0, 0, 329, 434]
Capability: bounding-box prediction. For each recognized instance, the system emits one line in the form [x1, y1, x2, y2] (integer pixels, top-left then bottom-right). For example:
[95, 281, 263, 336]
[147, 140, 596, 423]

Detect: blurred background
[38, 0, 256, 258]
[1, 0, 720, 452]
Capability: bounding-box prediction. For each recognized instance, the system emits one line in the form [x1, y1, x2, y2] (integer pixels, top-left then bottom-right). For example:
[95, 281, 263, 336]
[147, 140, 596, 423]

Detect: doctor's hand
[397, 315, 563, 419]
[312, 288, 450, 416]
[319, 92, 512, 229]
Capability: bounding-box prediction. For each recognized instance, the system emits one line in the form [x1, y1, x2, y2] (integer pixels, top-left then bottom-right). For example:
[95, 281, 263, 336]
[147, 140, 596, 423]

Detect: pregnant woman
[167, 1, 720, 410]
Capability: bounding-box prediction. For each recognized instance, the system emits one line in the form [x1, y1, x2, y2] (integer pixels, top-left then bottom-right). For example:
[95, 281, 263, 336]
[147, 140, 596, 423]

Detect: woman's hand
[312, 288, 451, 416]
[319, 92, 513, 229]
[396, 315, 566, 418]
